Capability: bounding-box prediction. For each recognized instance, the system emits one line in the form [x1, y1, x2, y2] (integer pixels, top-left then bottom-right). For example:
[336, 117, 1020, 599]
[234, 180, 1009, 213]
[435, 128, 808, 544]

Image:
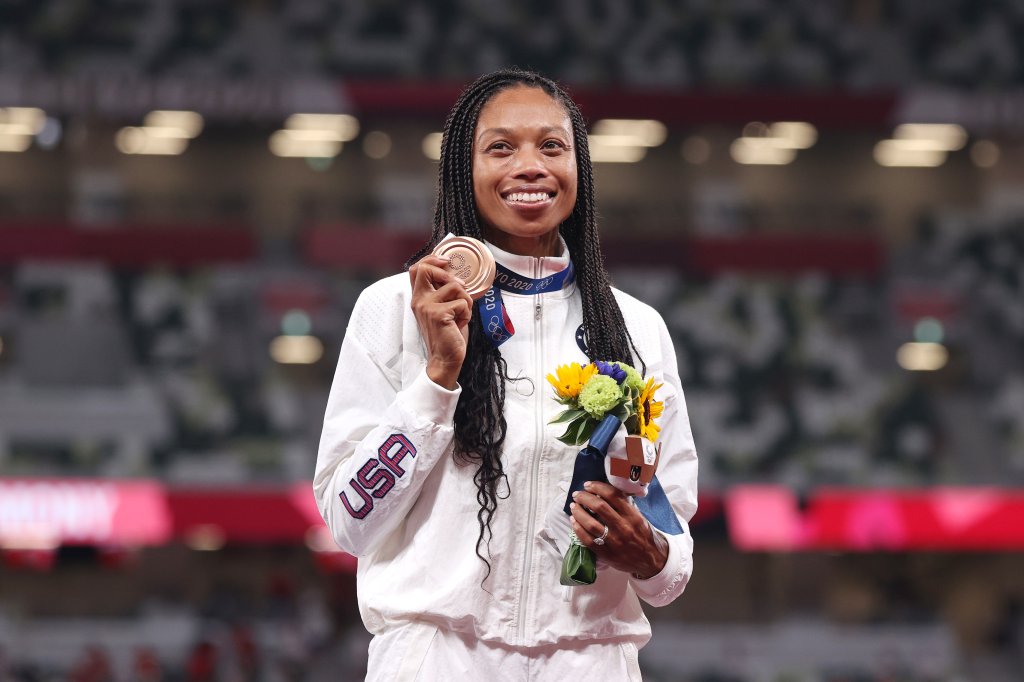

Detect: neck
[482, 229, 561, 258]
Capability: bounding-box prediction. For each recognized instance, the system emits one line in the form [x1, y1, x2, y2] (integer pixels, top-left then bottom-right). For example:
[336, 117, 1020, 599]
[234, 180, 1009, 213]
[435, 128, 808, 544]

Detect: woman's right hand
[408, 255, 475, 390]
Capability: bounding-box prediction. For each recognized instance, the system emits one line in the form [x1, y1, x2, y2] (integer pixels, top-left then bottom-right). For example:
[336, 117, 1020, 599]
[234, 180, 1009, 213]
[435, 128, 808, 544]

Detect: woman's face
[472, 86, 578, 257]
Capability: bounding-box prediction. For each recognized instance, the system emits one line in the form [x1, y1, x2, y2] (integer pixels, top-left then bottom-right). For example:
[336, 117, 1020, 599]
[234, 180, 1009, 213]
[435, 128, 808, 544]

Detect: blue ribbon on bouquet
[562, 414, 684, 536]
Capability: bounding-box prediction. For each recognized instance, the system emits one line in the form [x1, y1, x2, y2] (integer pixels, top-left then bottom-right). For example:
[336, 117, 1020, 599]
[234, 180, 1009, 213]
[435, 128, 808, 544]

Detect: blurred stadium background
[1, 0, 1023, 680]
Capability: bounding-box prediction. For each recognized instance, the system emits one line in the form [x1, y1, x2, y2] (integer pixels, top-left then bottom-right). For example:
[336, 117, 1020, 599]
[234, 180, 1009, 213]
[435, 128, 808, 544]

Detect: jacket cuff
[397, 367, 461, 427]
[629, 529, 693, 605]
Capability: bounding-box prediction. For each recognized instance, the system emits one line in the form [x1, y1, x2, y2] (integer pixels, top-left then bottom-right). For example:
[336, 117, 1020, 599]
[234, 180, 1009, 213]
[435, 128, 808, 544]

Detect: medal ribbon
[477, 262, 575, 347]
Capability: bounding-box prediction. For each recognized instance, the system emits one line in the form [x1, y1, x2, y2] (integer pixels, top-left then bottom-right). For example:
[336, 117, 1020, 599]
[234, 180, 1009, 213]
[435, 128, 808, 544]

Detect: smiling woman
[314, 68, 698, 681]
[472, 86, 578, 258]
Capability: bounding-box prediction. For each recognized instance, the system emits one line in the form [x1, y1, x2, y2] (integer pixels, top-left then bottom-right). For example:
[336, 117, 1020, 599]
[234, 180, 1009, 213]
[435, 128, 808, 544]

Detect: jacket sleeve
[629, 314, 698, 607]
[313, 285, 459, 557]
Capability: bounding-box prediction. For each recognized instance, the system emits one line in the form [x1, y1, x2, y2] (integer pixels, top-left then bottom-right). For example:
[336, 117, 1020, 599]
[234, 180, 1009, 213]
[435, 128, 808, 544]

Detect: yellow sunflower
[635, 377, 665, 441]
[546, 362, 597, 401]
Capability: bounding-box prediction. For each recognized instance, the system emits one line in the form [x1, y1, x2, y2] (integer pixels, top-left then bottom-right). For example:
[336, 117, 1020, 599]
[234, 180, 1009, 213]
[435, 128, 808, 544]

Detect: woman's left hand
[569, 481, 669, 579]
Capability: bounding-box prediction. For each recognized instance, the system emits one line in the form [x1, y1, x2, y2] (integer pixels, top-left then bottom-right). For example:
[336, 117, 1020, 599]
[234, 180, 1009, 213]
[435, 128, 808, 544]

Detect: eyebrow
[476, 125, 571, 143]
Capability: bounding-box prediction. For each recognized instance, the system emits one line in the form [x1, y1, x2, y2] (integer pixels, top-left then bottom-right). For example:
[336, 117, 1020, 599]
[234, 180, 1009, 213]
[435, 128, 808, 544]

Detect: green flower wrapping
[559, 530, 598, 586]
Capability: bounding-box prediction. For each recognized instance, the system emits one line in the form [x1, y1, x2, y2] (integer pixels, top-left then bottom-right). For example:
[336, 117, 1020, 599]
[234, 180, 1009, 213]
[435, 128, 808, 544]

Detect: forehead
[475, 86, 572, 134]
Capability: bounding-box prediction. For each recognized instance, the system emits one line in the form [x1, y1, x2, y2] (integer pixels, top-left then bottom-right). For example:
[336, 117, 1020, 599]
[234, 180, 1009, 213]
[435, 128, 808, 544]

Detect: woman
[315, 68, 698, 680]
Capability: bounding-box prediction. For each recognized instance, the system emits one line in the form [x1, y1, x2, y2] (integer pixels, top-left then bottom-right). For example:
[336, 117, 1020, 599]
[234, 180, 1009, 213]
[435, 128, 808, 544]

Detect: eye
[487, 141, 513, 153]
[542, 139, 567, 150]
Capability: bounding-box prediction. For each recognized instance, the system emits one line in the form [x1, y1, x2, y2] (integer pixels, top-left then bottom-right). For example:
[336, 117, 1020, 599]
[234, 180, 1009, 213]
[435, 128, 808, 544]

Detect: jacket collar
[484, 236, 572, 280]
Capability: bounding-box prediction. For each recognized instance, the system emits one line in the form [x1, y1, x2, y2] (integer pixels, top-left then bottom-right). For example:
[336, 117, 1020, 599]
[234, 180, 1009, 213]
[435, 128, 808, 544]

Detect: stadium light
[143, 110, 204, 138]
[731, 121, 815, 165]
[892, 123, 966, 151]
[270, 114, 358, 158]
[115, 127, 188, 155]
[284, 113, 359, 142]
[873, 140, 946, 167]
[587, 119, 664, 164]
[730, 137, 796, 165]
[0, 107, 46, 136]
[0, 133, 32, 153]
[115, 111, 202, 155]
[587, 138, 647, 163]
[268, 130, 342, 158]
[0, 107, 45, 152]
[768, 122, 818, 149]
[269, 335, 324, 364]
[590, 119, 667, 147]
[422, 132, 442, 160]
[897, 342, 948, 371]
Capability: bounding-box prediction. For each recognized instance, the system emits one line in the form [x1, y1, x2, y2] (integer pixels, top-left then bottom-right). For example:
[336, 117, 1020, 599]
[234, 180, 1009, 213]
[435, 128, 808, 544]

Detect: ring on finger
[593, 524, 609, 546]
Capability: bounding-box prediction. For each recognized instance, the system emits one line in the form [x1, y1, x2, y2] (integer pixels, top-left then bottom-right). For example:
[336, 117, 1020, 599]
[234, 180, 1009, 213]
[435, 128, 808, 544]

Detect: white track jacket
[314, 240, 698, 648]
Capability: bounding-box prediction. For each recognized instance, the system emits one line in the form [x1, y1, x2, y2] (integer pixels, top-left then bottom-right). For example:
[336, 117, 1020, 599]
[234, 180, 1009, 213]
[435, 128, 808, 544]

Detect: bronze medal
[431, 236, 496, 300]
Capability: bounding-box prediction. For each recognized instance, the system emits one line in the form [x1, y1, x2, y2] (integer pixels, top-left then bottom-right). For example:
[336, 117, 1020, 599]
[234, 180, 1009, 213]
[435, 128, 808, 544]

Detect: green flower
[578, 374, 624, 419]
[615, 362, 644, 394]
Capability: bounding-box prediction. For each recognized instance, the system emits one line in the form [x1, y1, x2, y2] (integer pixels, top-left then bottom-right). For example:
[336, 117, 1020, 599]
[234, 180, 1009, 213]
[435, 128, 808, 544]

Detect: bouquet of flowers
[546, 361, 663, 586]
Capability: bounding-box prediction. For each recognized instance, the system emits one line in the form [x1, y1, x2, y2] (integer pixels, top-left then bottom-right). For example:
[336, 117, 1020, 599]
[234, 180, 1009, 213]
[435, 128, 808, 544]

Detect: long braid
[406, 68, 643, 579]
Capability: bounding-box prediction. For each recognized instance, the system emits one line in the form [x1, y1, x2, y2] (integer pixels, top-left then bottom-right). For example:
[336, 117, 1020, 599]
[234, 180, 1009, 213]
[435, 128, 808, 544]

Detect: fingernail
[572, 491, 580, 499]
[570, 502, 577, 510]
[584, 481, 593, 489]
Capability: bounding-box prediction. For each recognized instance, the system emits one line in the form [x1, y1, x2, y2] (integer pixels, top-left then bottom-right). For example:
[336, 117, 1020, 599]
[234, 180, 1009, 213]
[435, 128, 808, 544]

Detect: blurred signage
[0, 480, 171, 549]
[727, 486, 1024, 551]
[0, 75, 348, 120]
[897, 88, 1024, 133]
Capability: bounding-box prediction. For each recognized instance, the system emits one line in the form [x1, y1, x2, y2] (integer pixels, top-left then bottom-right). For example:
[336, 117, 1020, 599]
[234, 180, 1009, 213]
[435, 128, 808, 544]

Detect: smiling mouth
[504, 191, 553, 205]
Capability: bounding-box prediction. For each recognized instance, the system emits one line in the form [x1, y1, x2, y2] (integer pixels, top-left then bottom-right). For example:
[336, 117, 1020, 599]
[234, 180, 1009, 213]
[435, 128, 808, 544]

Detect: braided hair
[407, 68, 643, 577]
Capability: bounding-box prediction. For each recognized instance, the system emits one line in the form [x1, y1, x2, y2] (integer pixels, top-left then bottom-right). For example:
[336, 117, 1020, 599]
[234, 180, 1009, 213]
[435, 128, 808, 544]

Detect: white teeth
[506, 192, 550, 204]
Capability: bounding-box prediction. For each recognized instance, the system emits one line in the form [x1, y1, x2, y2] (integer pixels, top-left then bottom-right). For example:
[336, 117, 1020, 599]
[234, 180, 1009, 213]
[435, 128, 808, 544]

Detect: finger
[412, 261, 459, 294]
[435, 280, 476, 310]
[441, 299, 472, 328]
[570, 501, 607, 543]
[418, 255, 450, 269]
[569, 508, 602, 548]
[415, 255, 457, 283]
[572, 490, 625, 528]
[582, 481, 634, 516]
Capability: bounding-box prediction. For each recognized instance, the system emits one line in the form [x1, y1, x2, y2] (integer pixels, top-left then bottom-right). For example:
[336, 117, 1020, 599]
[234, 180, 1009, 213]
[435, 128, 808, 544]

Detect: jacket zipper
[516, 255, 544, 644]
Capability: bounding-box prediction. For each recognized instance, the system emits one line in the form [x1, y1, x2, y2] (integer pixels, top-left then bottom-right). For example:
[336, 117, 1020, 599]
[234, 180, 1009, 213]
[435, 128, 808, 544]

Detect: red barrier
[727, 486, 1024, 551]
[303, 226, 884, 276]
[343, 81, 898, 128]
[0, 224, 256, 265]
[8, 479, 1020, 555]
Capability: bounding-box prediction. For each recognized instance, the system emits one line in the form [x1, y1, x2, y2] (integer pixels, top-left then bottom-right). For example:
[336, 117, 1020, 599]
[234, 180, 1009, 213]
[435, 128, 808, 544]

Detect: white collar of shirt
[484, 236, 572, 280]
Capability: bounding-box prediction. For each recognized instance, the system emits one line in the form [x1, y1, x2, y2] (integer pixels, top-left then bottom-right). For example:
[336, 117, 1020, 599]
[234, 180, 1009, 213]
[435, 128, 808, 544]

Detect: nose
[512, 146, 549, 180]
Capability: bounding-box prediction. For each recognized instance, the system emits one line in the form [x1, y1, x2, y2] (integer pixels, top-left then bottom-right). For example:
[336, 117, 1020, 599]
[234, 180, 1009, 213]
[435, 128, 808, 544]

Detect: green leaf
[609, 402, 631, 423]
[556, 432, 583, 447]
[576, 417, 598, 444]
[557, 413, 592, 446]
[549, 408, 587, 425]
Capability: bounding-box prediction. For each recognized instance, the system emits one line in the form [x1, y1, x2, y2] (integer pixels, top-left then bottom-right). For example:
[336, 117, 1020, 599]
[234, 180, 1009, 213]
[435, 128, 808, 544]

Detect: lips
[501, 186, 556, 207]
[505, 191, 552, 204]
